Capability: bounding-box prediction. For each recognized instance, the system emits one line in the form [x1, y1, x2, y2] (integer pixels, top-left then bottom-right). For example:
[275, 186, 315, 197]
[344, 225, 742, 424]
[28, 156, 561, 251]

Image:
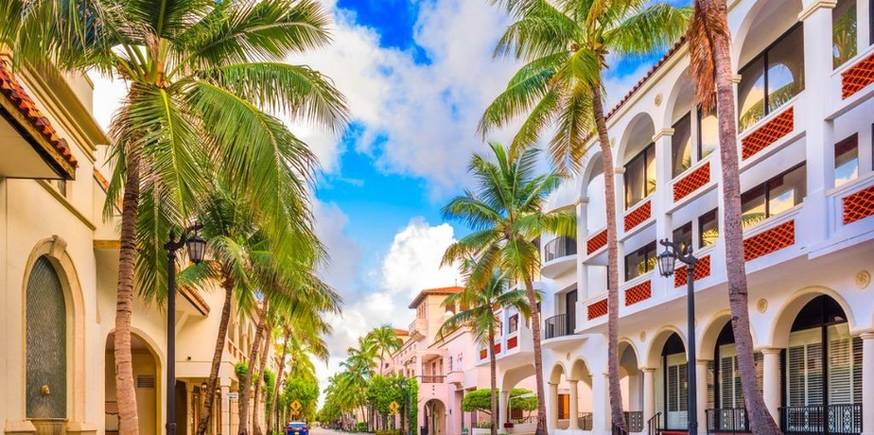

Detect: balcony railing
[578, 412, 593, 431]
[419, 375, 445, 384]
[624, 411, 644, 433]
[780, 404, 862, 434]
[544, 314, 573, 339]
[544, 236, 577, 262]
[706, 408, 750, 434]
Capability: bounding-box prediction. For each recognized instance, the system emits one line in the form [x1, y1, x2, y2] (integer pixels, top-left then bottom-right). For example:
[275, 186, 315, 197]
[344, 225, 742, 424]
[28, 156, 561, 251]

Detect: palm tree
[686, 1, 780, 433]
[441, 142, 574, 435]
[0, 1, 348, 431]
[481, 1, 688, 430]
[437, 267, 531, 435]
[367, 325, 403, 375]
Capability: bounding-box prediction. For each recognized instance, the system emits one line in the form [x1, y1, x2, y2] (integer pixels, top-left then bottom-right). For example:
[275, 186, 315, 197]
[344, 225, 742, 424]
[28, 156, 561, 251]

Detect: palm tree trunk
[702, 0, 781, 432]
[268, 327, 291, 435]
[591, 84, 626, 432]
[488, 328, 499, 435]
[114, 145, 142, 435]
[253, 323, 271, 435]
[522, 278, 547, 435]
[197, 274, 234, 435]
[239, 302, 268, 435]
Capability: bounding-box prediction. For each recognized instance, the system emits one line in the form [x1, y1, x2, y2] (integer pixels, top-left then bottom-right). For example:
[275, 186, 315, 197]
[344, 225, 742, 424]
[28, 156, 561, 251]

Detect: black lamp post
[165, 224, 206, 435]
[656, 238, 698, 435]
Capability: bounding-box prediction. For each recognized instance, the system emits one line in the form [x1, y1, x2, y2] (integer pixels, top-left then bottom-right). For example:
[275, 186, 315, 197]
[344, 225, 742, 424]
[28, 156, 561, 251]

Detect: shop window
[741, 163, 807, 230]
[833, 0, 858, 68]
[673, 222, 693, 253]
[835, 134, 859, 187]
[625, 143, 656, 208]
[698, 209, 719, 248]
[624, 241, 657, 281]
[738, 25, 805, 131]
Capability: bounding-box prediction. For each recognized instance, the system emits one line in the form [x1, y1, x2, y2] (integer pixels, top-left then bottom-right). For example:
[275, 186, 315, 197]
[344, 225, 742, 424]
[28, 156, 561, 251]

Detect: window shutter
[788, 346, 805, 406]
[720, 357, 734, 408]
[668, 366, 679, 412]
[679, 364, 688, 412]
[852, 336, 863, 404]
[829, 336, 852, 404]
[806, 342, 824, 406]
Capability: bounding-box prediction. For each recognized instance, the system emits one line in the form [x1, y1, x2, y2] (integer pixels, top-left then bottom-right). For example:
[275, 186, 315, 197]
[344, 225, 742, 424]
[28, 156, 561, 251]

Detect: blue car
[286, 421, 309, 435]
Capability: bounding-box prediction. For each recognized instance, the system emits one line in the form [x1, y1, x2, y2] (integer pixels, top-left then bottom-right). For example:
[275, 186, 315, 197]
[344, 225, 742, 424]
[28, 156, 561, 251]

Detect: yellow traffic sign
[389, 401, 400, 415]
[291, 400, 302, 413]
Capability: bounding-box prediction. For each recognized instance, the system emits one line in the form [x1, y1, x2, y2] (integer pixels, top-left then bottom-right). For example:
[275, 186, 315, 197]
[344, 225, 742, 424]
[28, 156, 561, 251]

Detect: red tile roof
[394, 328, 410, 336]
[408, 286, 464, 309]
[605, 37, 687, 120]
[0, 62, 78, 177]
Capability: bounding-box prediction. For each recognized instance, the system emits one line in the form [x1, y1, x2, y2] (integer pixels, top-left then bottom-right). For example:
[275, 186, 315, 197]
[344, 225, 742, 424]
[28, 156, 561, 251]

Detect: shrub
[376, 430, 402, 435]
[355, 422, 367, 432]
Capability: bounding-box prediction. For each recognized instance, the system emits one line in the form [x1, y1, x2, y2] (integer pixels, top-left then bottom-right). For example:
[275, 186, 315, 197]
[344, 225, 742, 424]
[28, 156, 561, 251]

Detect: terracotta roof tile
[606, 37, 686, 120]
[408, 286, 464, 309]
[0, 62, 78, 172]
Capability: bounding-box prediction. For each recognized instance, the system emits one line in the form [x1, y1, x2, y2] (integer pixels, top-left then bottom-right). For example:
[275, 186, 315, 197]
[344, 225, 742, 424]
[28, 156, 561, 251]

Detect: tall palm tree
[0, 1, 348, 432]
[367, 325, 403, 375]
[441, 142, 575, 435]
[686, 1, 780, 433]
[481, 1, 688, 430]
[437, 267, 531, 435]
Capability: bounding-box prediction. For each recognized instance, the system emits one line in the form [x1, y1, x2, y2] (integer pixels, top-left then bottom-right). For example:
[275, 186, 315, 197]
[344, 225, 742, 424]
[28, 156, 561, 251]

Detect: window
[698, 209, 719, 248]
[508, 314, 519, 334]
[698, 109, 718, 159]
[673, 222, 692, 253]
[741, 163, 807, 230]
[624, 143, 656, 208]
[833, 0, 858, 68]
[835, 134, 859, 187]
[26, 256, 67, 419]
[624, 241, 657, 281]
[738, 25, 805, 131]
[672, 113, 693, 177]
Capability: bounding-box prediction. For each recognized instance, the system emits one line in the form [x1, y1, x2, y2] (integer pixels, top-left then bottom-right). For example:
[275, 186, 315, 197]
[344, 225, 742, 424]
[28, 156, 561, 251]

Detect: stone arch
[616, 112, 656, 165]
[661, 66, 695, 129]
[769, 286, 856, 348]
[569, 358, 592, 383]
[549, 361, 569, 385]
[733, 0, 804, 68]
[698, 310, 759, 360]
[105, 327, 164, 435]
[501, 364, 537, 392]
[643, 326, 687, 368]
[423, 398, 447, 435]
[21, 236, 87, 424]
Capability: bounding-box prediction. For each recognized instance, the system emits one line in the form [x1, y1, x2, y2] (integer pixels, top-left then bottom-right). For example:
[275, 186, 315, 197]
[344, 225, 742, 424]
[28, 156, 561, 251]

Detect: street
[307, 428, 368, 435]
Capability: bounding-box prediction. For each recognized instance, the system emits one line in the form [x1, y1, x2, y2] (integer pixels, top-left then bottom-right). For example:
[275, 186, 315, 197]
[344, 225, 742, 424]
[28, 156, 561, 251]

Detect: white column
[696, 360, 709, 435]
[653, 130, 674, 296]
[592, 374, 611, 434]
[569, 380, 580, 430]
[861, 333, 874, 435]
[498, 389, 510, 428]
[221, 384, 231, 435]
[549, 383, 560, 430]
[761, 348, 782, 422]
[642, 368, 656, 425]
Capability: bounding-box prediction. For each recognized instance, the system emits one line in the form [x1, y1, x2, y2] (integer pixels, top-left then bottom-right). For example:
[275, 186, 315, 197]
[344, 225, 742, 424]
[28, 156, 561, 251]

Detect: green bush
[355, 422, 367, 432]
[375, 430, 402, 435]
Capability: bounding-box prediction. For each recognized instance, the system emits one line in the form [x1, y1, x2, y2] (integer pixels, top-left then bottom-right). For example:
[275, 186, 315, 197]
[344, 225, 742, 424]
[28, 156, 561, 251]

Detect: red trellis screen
[674, 255, 712, 287]
[587, 229, 608, 254]
[624, 280, 652, 306]
[587, 299, 608, 320]
[624, 200, 651, 232]
[507, 336, 518, 350]
[842, 51, 874, 99]
[673, 162, 710, 202]
[842, 185, 874, 225]
[741, 107, 793, 160]
[743, 220, 795, 262]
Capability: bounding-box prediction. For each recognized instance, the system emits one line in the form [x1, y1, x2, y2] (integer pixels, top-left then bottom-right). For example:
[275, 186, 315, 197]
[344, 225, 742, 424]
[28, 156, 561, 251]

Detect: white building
[488, 0, 874, 434]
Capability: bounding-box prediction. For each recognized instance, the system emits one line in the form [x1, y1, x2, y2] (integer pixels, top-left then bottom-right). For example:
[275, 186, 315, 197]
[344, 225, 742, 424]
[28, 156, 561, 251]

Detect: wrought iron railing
[578, 412, 593, 431]
[780, 404, 862, 434]
[706, 407, 750, 433]
[625, 411, 644, 432]
[419, 375, 445, 384]
[544, 314, 571, 339]
[544, 236, 577, 262]
[647, 412, 661, 435]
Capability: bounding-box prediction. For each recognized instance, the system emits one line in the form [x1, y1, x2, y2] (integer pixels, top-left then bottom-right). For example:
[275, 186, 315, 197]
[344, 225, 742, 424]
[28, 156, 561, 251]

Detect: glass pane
[833, 0, 858, 68]
[835, 134, 859, 187]
[738, 57, 766, 131]
[673, 222, 693, 253]
[768, 164, 807, 216]
[698, 111, 718, 159]
[672, 113, 693, 177]
[741, 185, 767, 230]
[767, 26, 805, 114]
[625, 152, 646, 208]
[699, 209, 719, 247]
[645, 145, 657, 196]
[624, 242, 656, 281]
[26, 256, 67, 419]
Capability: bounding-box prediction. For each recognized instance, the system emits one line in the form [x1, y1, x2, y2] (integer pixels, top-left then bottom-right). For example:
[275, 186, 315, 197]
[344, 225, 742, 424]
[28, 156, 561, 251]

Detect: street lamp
[656, 238, 698, 435]
[165, 224, 205, 435]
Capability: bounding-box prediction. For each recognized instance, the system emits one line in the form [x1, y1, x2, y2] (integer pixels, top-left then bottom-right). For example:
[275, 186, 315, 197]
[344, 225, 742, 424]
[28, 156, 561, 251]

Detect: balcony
[542, 236, 577, 278]
[780, 404, 862, 434]
[706, 408, 750, 434]
[419, 375, 445, 384]
[544, 314, 574, 340]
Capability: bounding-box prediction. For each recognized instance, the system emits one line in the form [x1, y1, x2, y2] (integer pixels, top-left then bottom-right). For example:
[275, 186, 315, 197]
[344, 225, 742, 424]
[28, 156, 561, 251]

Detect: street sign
[227, 392, 239, 400]
[389, 401, 400, 415]
[291, 400, 302, 413]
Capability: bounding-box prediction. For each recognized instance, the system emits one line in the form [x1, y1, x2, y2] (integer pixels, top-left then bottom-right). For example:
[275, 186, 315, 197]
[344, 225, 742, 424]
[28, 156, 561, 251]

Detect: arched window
[26, 256, 67, 419]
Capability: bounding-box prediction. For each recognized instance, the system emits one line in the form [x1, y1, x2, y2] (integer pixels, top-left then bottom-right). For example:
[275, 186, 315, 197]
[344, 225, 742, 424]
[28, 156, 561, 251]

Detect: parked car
[286, 421, 309, 435]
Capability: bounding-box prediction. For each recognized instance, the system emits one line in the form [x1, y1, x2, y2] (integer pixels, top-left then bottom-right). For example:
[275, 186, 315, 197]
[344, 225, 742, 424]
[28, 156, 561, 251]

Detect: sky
[90, 0, 682, 397]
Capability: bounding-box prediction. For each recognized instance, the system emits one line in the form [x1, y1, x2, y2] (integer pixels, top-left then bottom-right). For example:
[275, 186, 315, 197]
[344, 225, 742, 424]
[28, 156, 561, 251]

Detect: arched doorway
[25, 256, 68, 434]
[707, 321, 762, 432]
[659, 332, 688, 431]
[619, 342, 645, 432]
[423, 399, 446, 435]
[781, 295, 862, 433]
[105, 332, 161, 435]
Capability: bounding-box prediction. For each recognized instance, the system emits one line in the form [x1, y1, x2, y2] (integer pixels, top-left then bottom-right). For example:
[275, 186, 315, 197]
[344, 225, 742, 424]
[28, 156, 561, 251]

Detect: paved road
[308, 428, 367, 435]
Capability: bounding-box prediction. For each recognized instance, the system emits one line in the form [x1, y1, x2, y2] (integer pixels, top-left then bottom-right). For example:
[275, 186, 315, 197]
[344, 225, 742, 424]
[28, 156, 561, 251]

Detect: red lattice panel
[480, 349, 487, 360]
[624, 200, 652, 232]
[673, 162, 710, 202]
[674, 255, 712, 287]
[494, 343, 502, 354]
[743, 220, 795, 262]
[507, 336, 518, 350]
[842, 51, 874, 99]
[741, 107, 794, 160]
[624, 280, 652, 306]
[587, 299, 608, 320]
[587, 229, 608, 254]
[842, 185, 874, 224]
